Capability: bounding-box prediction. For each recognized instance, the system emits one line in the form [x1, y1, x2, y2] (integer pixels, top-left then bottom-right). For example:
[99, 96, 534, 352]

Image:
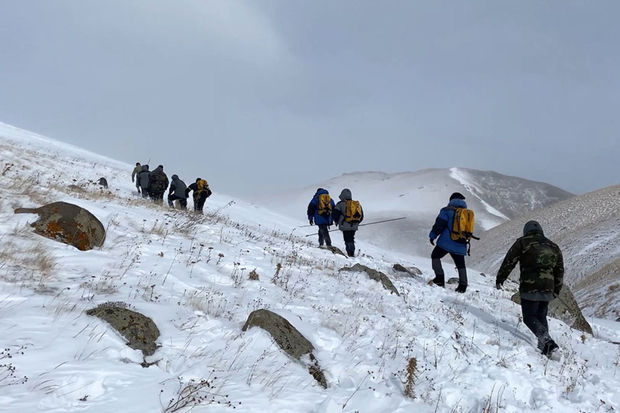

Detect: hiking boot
[455, 284, 467, 293]
[431, 277, 445, 287]
[541, 339, 559, 356]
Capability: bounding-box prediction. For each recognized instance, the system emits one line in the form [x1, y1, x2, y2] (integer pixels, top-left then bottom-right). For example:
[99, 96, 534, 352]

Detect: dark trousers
[431, 245, 466, 285]
[343, 230, 356, 257]
[194, 193, 207, 213]
[317, 224, 331, 246]
[521, 299, 550, 341]
[168, 194, 187, 209]
[151, 191, 165, 204]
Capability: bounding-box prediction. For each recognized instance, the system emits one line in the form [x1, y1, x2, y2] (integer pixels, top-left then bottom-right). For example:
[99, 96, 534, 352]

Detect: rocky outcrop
[86, 302, 160, 358]
[393, 263, 422, 277]
[511, 287, 593, 335]
[15, 201, 105, 250]
[242, 309, 327, 388]
[341, 264, 399, 296]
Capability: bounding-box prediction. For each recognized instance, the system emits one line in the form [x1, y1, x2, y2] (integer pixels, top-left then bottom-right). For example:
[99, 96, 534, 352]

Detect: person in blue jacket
[307, 188, 336, 247]
[429, 192, 469, 293]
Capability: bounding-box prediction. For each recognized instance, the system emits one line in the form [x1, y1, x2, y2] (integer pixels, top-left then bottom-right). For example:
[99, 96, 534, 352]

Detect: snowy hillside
[1, 121, 619, 413]
[468, 185, 620, 321]
[255, 169, 573, 257]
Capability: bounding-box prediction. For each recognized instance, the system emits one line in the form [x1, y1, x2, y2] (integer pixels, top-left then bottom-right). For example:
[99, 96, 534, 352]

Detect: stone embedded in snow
[324, 245, 347, 257]
[392, 263, 422, 276]
[340, 263, 400, 296]
[511, 287, 593, 335]
[86, 302, 160, 358]
[14, 201, 105, 251]
[242, 309, 327, 388]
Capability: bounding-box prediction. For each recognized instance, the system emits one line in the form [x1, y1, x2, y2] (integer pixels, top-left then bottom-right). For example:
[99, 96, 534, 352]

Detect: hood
[523, 220, 544, 236]
[315, 188, 329, 196]
[171, 174, 179, 180]
[448, 198, 467, 208]
[339, 188, 352, 201]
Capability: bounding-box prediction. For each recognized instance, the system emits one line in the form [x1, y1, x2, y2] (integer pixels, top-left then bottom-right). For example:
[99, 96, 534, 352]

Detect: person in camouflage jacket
[496, 220, 564, 356]
[148, 165, 169, 204]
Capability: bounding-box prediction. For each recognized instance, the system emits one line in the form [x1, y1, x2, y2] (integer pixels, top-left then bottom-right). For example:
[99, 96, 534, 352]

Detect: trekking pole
[303, 217, 407, 237]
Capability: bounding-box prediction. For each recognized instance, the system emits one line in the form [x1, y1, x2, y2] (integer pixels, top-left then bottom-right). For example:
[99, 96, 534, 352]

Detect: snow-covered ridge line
[449, 167, 509, 220]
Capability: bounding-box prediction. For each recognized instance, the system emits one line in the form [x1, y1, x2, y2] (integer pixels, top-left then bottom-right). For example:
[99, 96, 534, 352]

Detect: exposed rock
[340, 264, 399, 296]
[86, 302, 160, 357]
[242, 309, 327, 388]
[447, 277, 459, 285]
[98, 177, 108, 188]
[393, 263, 422, 276]
[511, 287, 593, 335]
[14, 201, 105, 250]
[324, 245, 347, 257]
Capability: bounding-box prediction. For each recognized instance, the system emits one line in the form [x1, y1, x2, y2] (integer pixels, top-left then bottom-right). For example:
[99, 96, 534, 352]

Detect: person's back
[496, 220, 564, 357]
[168, 174, 188, 209]
[332, 188, 363, 257]
[149, 165, 169, 202]
[138, 165, 150, 197]
[307, 188, 335, 248]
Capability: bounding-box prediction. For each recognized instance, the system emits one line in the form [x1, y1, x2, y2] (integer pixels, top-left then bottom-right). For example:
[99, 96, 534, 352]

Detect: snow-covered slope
[255, 168, 573, 257]
[468, 185, 620, 321]
[1, 122, 619, 413]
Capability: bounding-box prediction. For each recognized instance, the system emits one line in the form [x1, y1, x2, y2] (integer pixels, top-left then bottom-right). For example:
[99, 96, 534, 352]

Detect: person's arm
[496, 240, 522, 285]
[429, 215, 447, 241]
[307, 199, 316, 220]
[553, 247, 564, 295]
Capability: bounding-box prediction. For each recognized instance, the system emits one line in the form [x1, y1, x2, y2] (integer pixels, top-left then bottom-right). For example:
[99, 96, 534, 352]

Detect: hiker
[307, 188, 335, 248]
[495, 220, 564, 357]
[131, 162, 142, 194]
[148, 165, 169, 204]
[428, 192, 469, 293]
[332, 188, 363, 257]
[167, 174, 188, 209]
[186, 178, 212, 213]
[137, 164, 150, 199]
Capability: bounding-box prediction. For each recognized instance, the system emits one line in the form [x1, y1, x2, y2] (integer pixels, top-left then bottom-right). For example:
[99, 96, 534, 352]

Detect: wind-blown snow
[1, 122, 618, 413]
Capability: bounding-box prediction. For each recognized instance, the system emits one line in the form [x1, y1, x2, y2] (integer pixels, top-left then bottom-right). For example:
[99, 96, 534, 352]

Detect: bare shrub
[160, 375, 238, 412]
[403, 357, 417, 398]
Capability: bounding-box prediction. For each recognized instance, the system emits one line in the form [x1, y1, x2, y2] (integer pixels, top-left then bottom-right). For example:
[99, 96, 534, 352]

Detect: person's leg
[450, 253, 467, 292]
[180, 198, 187, 209]
[431, 246, 448, 286]
[317, 224, 326, 246]
[343, 231, 355, 256]
[521, 299, 552, 346]
[167, 193, 175, 207]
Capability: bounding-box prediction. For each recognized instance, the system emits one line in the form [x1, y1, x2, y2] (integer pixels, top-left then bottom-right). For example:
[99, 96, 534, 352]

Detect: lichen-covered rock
[393, 263, 422, 276]
[15, 201, 105, 251]
[511, 287, 593, 335]
[86, 302, 160, 357]
[341, 264, 400, 296]
[242, 309, 327, 388]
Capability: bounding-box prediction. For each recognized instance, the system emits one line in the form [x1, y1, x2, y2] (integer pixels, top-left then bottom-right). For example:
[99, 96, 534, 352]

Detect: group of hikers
[131, 162, 212, 213]
[307, 189, 564, 357]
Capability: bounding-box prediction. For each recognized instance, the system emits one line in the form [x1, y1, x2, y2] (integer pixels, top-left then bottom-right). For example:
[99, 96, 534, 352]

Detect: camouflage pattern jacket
[496, 230, 564, 295]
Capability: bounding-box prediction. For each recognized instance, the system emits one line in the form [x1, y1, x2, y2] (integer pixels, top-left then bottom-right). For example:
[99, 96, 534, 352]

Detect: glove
[429, 238, 435, 246]
[309, 219, 314, 225]
[496, 282, 502, 290]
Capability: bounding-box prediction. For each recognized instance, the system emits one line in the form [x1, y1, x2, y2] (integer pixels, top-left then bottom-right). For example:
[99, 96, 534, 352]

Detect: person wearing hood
[167, 174, 188, 209]
[332, 188, 364, 257]
[429, 192, 469, 293]
[137, 164, 150, 198]
[307, 188, 336, 248]
[148, 164, 169, 204]
[496, 220, 564, 357]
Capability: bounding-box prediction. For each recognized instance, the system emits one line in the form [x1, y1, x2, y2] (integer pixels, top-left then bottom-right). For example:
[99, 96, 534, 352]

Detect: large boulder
[15, 201, 105, 251]
[86, 302, 160, 358]
[242, 309, 327, 388]
[511, 287, 593, 335]
[340, 264, 400, 296]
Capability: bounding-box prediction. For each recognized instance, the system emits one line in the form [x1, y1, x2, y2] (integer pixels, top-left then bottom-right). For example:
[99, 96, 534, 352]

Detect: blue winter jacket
[429, 198, 468, 255]
[307, 188, 335, 225]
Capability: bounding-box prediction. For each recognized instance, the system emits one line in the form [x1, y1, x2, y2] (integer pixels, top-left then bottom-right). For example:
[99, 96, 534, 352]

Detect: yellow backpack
[317, 193, 332, 217]
[450, 208, 476, 243]
[197, 179, 208, 191]
[345, 200, 363, 223]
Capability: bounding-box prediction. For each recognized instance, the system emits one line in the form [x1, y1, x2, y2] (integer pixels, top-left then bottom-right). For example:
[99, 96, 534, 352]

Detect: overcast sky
[1, 1, 618, 196]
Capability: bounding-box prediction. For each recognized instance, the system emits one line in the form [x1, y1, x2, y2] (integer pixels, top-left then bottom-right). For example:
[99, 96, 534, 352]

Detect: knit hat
[449, 192, 466, 201]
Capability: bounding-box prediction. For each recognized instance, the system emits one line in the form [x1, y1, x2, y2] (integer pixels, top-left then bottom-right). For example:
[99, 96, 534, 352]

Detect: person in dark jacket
[186, 178, 212, 213]
[496, 220, 564, 356]
[148, 165, 169, 204]
[137, 164, 150, 198]
[332, 188, 364, 257]
[131, 162, 142, 194]
[307, 188, 335, 248]
[167, 174, 188, 209]
[429, 192, 469, 293]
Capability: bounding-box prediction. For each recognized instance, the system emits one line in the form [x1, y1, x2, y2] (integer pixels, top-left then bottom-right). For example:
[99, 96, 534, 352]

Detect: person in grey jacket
[167, 174, 188, 209]
[137, 164, 150, 198]
[332, 188, 364, 257]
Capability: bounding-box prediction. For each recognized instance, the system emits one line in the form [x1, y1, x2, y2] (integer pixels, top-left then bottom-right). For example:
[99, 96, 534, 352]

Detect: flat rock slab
[243, 309, 327, 388]
[87, 303, 160, 357]
[15, 201, 105, 251]
[393, 263, 422, 276]
[512, 287, 593, 335]
[341, 263, 400, 296]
